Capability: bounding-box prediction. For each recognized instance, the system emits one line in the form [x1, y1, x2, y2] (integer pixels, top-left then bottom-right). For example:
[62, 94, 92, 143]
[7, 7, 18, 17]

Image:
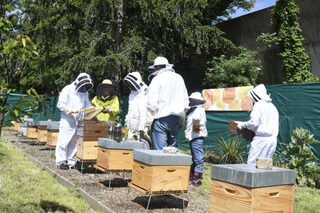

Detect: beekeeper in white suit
[55, 73, 93, 170]
[124, 72, 153, 149]
[237, 84, 279, 164]
[147, 56, 189, 150]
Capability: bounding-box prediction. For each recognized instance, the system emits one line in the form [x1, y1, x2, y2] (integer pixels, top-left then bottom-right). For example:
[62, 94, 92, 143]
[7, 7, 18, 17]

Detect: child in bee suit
[237, 84, 279, 164]
[124, 72, 153, 149]
[56, 73, 93, 170]
[185, 92, 207, 187]
[91, 79, 120, 122]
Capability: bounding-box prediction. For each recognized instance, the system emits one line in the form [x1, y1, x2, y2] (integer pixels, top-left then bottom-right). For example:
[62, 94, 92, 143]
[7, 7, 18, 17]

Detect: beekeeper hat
[148, 56, 171, 69]
[124, 72, 145, 92]
[101, 79, 113, 85]
[189, 92, 205, 107]
[75, 73, 93, 92]
[189, 92, 204, 101]
[248, 84, 270, 103]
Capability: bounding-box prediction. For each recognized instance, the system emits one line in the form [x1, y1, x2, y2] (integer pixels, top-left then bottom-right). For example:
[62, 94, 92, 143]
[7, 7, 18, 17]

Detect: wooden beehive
[94, 138, 149, 172]
[76, 120, 107, 161]
[96, 147, 133, 170]
[11, 122, 20, 131]
[27, 122, 38, 139]
[77, 120, 107, 141]
[131, 160, 190, 192]
[46, 123, 59, 147]
[209, 164, 296, 213]
[130, 150, 192, 192]
[76, 140, 98, 160]
[228, 120, 255, 141]
[37, 121, 50, 144]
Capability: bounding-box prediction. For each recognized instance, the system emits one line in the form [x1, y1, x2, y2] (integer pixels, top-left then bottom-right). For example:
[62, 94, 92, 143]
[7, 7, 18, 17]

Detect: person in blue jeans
[185, 92, 207, 186]
[147, 56, 189, 150]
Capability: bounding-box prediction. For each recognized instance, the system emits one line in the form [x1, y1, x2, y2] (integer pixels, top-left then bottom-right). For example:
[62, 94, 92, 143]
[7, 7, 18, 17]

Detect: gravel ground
[2, 129, 210, 213]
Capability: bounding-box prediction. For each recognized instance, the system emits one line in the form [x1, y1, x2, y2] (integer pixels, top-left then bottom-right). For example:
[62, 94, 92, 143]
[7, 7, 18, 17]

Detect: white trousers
[247, 136, 277, 164]
[55, 132, 77, 166]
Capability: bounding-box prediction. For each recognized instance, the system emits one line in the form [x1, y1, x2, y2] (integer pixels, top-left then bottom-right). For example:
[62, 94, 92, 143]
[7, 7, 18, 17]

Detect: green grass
[0, 138, 100, 213]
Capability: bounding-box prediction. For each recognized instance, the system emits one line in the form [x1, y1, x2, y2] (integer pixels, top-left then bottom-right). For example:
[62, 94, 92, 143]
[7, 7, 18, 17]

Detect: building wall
[218, 0, 320, 84]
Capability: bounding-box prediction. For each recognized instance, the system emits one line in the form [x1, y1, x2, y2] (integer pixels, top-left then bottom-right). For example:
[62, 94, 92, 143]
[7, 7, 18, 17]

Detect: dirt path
[2, 129, 210, 212]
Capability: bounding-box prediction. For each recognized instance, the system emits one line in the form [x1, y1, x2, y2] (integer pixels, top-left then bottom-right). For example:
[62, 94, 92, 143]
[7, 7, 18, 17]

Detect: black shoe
[69, 164, 79, 170]
[57, 164, 69, 170]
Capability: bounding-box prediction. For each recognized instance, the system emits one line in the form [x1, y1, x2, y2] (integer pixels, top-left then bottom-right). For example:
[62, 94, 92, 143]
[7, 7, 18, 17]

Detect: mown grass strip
[0, 138, 101, 213]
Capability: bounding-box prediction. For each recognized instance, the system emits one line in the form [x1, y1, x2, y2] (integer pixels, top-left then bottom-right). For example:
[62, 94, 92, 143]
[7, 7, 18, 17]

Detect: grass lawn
[0, 138, 100, 213]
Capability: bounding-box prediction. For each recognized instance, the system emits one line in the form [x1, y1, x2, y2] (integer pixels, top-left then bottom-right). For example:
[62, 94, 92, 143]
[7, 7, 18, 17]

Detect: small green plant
[277, 127, 320, 186]
[215, 137, 247, 164]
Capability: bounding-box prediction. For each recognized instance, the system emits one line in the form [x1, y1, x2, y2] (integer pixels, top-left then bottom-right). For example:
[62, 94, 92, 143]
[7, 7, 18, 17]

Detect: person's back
[253, 100, 279, 137]
[148, 71, 188, 119]
[146, 56, 189, 150]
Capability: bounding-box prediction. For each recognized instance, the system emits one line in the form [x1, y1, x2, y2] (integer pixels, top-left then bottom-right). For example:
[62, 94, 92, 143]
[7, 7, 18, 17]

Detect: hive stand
[93, 138, 148, 188]
[128, 149, 192, 212]
[210, 164, 296, 213]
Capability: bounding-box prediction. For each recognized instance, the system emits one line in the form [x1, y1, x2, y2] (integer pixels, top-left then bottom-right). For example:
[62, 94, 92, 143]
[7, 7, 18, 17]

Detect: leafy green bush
[202, 50, 261, 89]
[215, 137, 247, 164]
[277, 127, 320, 186]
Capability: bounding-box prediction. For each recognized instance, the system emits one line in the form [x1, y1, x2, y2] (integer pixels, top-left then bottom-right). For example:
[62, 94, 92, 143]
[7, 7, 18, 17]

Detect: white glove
[63, 108, 73, 115]
[237, 123, 245, 130]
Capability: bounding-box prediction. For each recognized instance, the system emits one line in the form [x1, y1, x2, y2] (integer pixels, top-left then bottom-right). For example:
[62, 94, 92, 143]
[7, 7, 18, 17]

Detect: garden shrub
[277, 127, 320, 186]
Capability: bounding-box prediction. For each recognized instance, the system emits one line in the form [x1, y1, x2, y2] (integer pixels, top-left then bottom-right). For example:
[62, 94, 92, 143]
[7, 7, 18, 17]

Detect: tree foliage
[0, 15, 39, 136]
[203, 50, 261, 88]
[257, 0, 318, 83]
[14, 0, 256, 95]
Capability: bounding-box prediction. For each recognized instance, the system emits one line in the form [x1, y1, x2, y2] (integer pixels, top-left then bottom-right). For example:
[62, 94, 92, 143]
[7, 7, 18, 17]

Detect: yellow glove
[193, 125, 201, 133]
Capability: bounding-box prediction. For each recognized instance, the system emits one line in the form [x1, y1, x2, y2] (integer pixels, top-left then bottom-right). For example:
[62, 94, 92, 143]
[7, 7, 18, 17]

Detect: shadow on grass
[100, 178, 131, 188]
[132, 194, 189, 210]
[40, 200, 75, 212]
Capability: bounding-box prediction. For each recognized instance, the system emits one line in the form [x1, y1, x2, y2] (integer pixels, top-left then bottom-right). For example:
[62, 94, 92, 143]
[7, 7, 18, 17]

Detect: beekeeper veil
[187, 92, 205, 116]
[147, 56, 174, 82]
[248, 84, 271, 103]
[124, 72, 145, 92]
[96, 79, 117, 100]
[74, 73, 93, 93]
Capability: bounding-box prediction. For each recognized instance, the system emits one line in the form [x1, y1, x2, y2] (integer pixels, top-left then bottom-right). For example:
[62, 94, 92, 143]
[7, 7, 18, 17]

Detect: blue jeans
[189, 137, 204, 173]
[151, 115, 180, 150]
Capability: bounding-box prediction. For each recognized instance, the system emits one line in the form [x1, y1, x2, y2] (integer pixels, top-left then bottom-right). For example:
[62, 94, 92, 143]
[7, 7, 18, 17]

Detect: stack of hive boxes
[76, 120, 107, 161]
[46, 122, 60, 147]
[27, 122, 38, 139]
[37, 121, 52, 144]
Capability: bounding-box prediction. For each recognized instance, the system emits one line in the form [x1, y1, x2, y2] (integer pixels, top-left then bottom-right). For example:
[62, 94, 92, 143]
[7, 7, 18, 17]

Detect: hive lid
[211, 164, 296, 188]
[47, 122, 60, 130]
[27, 122, 38, 127]
[23, 118, 33, 122]
[98, 138, 148, 150]
[133, 149, 192, 166]
[36, 121, 52, 126]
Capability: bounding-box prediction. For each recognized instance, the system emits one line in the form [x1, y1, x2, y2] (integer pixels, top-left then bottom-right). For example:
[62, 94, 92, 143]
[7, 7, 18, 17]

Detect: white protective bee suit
[124, 72, 153, 142]
[147, 57, 189, 150]
[55, 73, 93, 167]
[237, 84, 279, 164]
